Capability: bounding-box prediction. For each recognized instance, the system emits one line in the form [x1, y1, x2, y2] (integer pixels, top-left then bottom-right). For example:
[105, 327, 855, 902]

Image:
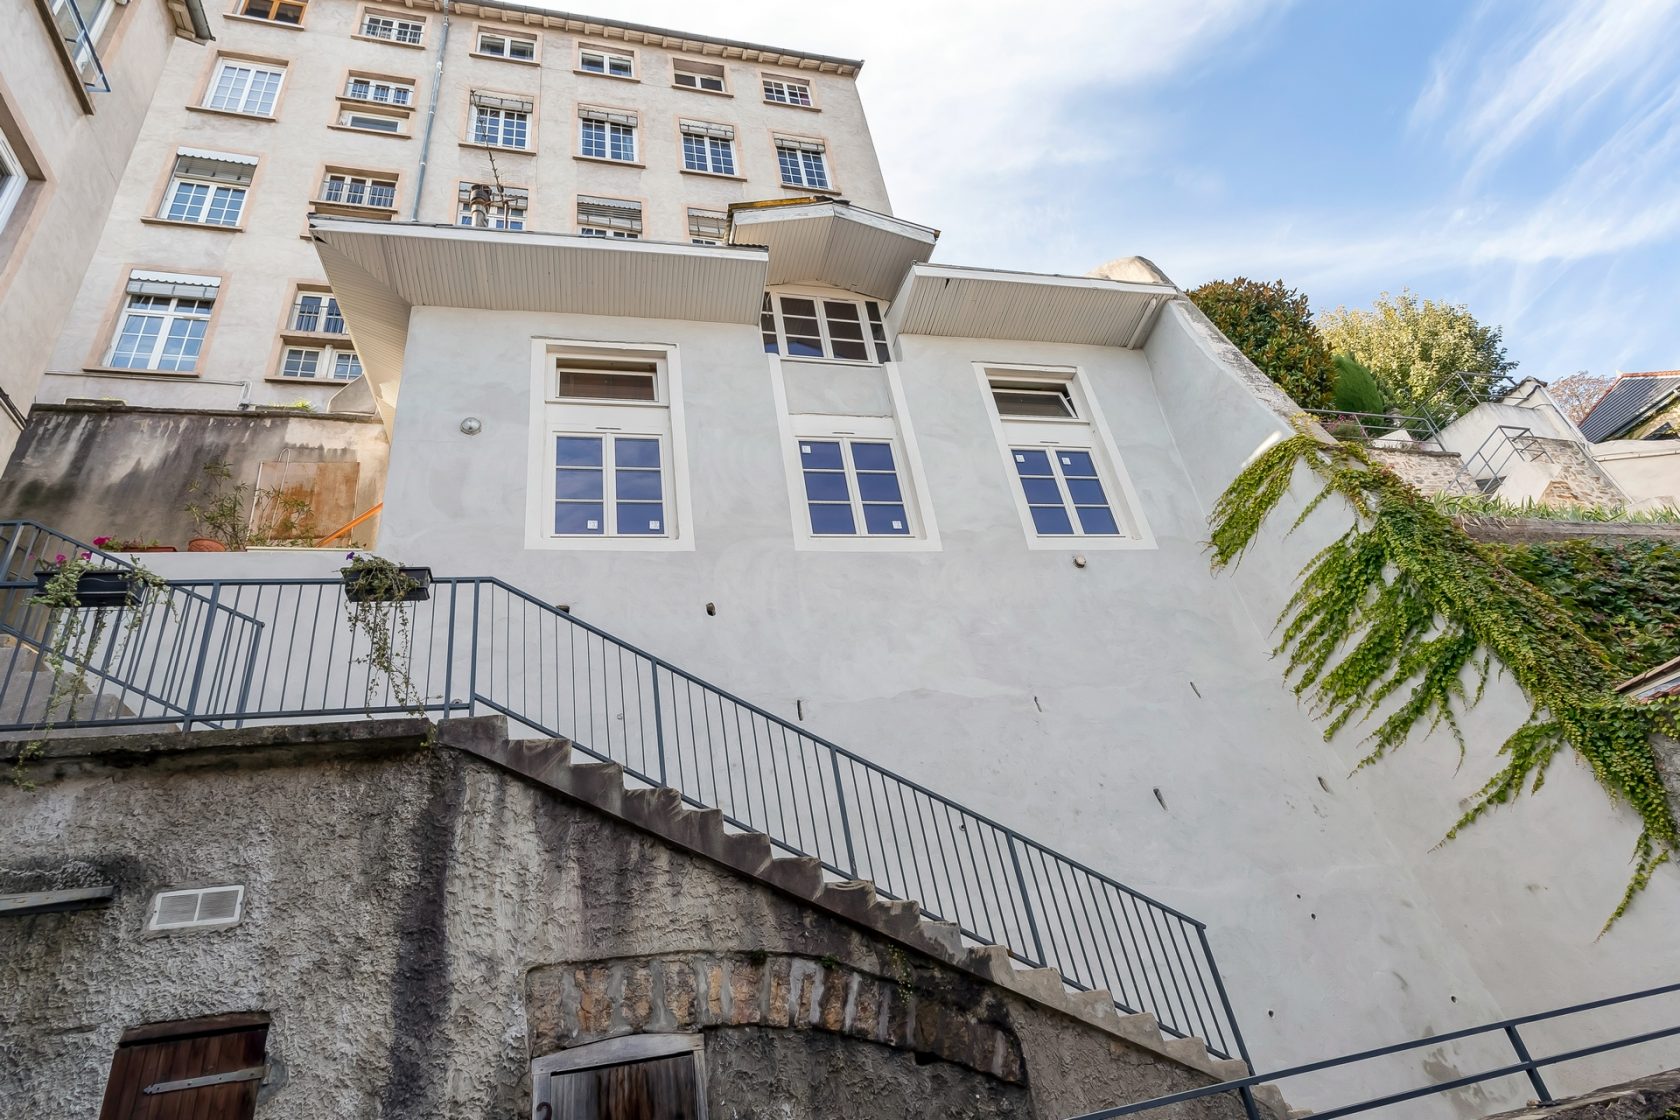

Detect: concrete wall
[0, 403, 387, 547]
[1591, 441, 1680, 508]
[0, 720, 1250, 1120]
[1439, 400, 1628, 506]
[44, 0, 888, 411]
[0, 0, 199, 465]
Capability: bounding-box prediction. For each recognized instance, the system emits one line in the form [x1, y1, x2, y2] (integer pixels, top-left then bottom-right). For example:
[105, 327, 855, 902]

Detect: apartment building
[0, 0, 210, 464]
[36, 0, 890, 414]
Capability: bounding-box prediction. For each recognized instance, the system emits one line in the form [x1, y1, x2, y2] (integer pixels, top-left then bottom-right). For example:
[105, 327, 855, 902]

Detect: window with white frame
[469, 92, 532, 149]
[337, 107, 405, 133]
[0, 129, 29, 236]
[578, 46, 633, 78]
[761, 293, 888, 363]
[360, 10, 423, 44]
[476, 29, 535, 60]
[795, 423, 914, 536]
[579, 107, 636, 161]
[159, 149, 254, 227]
[107, 271, 218, 372]
[774, 136, 829, 189]
[202, 58, 285, 116]
[762, 75, 812, 106]
[240, 0, 306, 24]
[687, 207, 726, 245]
[544, 353, 673, 538]
[47, 0, 113, 83]
[986, 371, 1134, 539]
[458, 182, 527, 229]
[280, 347, 362, 380]
[287, 291, 346, 335]
[680, 119, 735, 175]
[344, 74, 414, 107]
[317, 171, 397, 211]
[673, 57, 725, 92]
[576, 195, 640, 238]
[280, 290, 360, 380]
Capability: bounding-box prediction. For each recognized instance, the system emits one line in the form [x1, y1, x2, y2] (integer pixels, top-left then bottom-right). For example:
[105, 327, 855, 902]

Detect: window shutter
[687, 208, 727, 239]
[577, 196, 642, 233]
[579, 106, 638, 127]
[470, 92, 534, 113]
[773, 136, 825, 154]
[678, 119, 733, 140]
[173, 148, 257, 185]
[126, 271, 222, 300]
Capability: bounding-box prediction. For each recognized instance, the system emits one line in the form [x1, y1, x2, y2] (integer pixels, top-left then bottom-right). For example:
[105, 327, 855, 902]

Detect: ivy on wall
[1210, 428, 1680, 928]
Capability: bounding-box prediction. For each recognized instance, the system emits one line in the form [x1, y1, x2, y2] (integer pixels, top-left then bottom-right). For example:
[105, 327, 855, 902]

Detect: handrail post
[1007, 834, 1047, 967]
[650, 660, 666, 786]
[467, 579, 481, 716]
[829, 745, 858, 878]
[440, 579, 457, 720]
[180, 581, 223, 731]
[1504, 1024, 1552, 1103]
[1198, 926, 1260, 1120]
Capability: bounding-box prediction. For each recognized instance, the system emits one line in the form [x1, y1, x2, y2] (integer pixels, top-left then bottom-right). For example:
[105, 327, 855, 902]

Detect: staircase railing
[0, 530, 1250, 1067]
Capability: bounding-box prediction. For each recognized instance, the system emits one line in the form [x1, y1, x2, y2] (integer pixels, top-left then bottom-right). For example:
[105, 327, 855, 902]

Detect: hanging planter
[341, 560, 432, 603]
[33, 567, 142, 609]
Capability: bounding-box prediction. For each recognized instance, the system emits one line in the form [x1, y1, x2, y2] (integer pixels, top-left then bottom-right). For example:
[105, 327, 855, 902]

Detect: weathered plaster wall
[0, 403, 387, 546]
[1591, 441, 1680, 508]
[0, 721, 1252, 1120]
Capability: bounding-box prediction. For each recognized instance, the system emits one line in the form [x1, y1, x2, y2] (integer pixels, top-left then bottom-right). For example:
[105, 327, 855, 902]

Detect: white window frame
[578, 46, 634, 78]
[317, 172, 398, 211]
[673, 58, 726, 93]
[475, 29, 536, 60]
[338, 107, 405, 134]
[47, 0, 114, 84]
[763, 75, 813, 107]
[105, 273, 219, 374]
[975, 363, 1153, 551]
[343, 74, 414, 107]
[457, 182, 527, 229]
[469, 104, 530, 149]
[769, 358, 941, 553]
[202, 58, 285, 116]
[681, 128, 735, 176]
[0, 129, 31, 235]
[774, 138, 830, 189]
[526, 340, 694, 552]
[360, 9, 424, 44]
[579, 114, 636, 162]
[761, 291, 889, 364]
[279, 345, 362, 381]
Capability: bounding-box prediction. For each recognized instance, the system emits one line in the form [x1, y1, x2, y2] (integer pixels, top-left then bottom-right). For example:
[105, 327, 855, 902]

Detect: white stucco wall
[349, 295, 1680, 1115]
[1592, 441, 1680, 507]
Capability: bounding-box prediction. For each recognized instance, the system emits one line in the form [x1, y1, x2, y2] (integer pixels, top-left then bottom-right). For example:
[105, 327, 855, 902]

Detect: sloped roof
[1579, 371, 1680, 441]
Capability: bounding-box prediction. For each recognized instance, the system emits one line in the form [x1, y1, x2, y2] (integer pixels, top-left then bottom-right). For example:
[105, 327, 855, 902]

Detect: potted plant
[341, 552, 432, 603]
[339, 551, 430, 724]
[104, 537, 178, 553]
[33, 547, 144, 609]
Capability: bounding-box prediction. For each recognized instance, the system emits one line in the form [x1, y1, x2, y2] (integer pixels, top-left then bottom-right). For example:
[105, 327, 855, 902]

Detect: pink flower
[79, 551, 91, 560]
[92, 536, 111, 548]
[54, 554, 65, 565]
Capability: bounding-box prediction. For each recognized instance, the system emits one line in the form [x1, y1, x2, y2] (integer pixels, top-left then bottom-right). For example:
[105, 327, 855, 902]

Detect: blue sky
[562, 0, 1680, 380]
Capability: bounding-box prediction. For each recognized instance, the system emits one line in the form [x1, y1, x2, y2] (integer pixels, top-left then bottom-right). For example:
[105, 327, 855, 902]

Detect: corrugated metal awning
[728, 199, 938, 301]
[176, 146, 259, 166]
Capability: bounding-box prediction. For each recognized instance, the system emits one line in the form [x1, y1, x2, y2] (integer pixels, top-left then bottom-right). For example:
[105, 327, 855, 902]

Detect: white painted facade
[38, 0, 888, 412]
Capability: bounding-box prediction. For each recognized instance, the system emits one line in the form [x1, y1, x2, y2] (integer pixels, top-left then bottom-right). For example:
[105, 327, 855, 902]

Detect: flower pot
[122, 545, 179, 553]
[34, 568, 142, 609]
[187, 538, 227, 552]
[342, 565, 432, 603]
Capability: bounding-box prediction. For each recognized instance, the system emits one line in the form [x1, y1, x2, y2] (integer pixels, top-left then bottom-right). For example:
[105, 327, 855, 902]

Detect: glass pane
[785, 336, 824, 358]
[554, 502, 605, 534]
[617, 502, 664, 534]
[809, 503, 855, 535]
[829, 339, 869, 362]
[779, 297, 817, 317]
[1030, 506, 1075, 535]
[616, 469, 663, 500]
[803, 471, 849, 502]
[554, 469, 604, 499]
[798, 441, 843, 469]
[1020, 477, 1062, 505]
[1065, 477, 1108, 506]
[557, 369, 656, 401]
[993, 388, 1074, 418]
[1076, 505, 1120, 535]
[1057, 450, 1098, 476]
[863, 504, 909, 534]
[1012, 449, 1053, 476]
[850, 443, 894, 471]
[615, 438, 660, 468]
[556, 436, 603, 467]
[856, 472, 901, 502]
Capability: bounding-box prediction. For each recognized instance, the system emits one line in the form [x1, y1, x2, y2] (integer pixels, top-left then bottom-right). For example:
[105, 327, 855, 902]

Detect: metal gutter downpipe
[409, 0, 451, 220]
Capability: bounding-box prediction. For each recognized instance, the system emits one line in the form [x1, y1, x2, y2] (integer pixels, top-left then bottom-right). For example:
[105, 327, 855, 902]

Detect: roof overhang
[887, 263, 1176, 349]
[728, 199, 938, 301]
[311, 217, 769, 428]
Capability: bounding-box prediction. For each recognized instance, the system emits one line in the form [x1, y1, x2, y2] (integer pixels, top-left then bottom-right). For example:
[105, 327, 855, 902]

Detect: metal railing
[0, 521, 1249, 1067]
[1453, 424, 1558, 496]
[287, 298, 347, 335]
[1068, 981, 1680, 1120]
[1302, 409, 1448, 453]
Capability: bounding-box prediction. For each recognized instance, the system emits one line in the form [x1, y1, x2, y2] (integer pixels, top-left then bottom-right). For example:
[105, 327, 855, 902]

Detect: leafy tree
[1545, 370, 1616, 424]
[1330, 354, 1387, 414]
[1188, 277, 1336, 408]
[1319, 289, 1517, 419]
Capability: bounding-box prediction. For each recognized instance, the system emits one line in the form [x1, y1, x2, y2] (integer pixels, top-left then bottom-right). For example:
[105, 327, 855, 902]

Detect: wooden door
[97, 1014, 269, 1120]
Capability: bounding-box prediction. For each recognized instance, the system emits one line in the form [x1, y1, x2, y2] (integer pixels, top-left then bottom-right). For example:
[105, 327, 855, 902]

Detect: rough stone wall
[0, 722, 1248, 1120]
[1528, 437, 1627, 507]
[1366, 445, 1471, 495]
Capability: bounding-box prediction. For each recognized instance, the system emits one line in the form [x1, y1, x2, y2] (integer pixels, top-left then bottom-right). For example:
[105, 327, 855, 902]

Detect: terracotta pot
[187, 538, 228, 552]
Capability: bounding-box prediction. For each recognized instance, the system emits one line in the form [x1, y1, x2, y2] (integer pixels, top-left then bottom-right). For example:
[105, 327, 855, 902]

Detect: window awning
[727, 199, 938, 301]
[679, 119, 733, 140]
[127, 271, 222, 299]
[579, 107, 637, 126]
[886, 263, 1176, 349]
[176, 146, 260, 167]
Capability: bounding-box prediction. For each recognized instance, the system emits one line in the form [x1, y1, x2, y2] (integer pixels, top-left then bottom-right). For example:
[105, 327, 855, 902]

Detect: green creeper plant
[1209, 426, 1680, 929]
[340, 552, 428, 728]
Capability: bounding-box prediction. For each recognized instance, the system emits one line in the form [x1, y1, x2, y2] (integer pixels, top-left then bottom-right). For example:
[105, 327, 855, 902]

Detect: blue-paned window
[554, 434, 666, 536]
[1010, 446, 1119, 536]
[799, 439, 910, 536]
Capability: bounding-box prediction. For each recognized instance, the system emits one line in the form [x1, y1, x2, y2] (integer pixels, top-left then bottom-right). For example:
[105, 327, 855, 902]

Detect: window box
[341, 564, 431, 602]
[34, 568, 141, 609]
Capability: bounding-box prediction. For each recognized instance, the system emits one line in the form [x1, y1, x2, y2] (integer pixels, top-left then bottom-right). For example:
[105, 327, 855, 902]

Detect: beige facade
[39, 0, 892, 411]
[0, 0, 210, 466]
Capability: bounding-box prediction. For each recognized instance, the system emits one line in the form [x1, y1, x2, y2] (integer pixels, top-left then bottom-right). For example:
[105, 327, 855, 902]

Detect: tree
[1318, 289, 1516, 419]
[1545, 370, 1616, 424]
[1330, 353, 1386, 414]
[1187, 278, 1336, 408]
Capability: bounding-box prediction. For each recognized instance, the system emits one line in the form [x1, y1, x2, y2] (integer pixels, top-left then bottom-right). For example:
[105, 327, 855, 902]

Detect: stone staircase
[0, 634, 132, 730]
[439, 715, 1293, 1119]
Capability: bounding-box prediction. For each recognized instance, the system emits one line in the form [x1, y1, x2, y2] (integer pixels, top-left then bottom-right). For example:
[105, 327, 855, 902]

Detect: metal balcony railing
[0, 520, 1249, 1070]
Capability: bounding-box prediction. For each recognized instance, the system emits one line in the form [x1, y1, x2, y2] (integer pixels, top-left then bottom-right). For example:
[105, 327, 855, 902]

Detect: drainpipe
[409, 0, 451, 221]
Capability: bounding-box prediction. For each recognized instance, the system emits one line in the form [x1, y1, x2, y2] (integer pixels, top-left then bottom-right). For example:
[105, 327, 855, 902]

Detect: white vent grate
[148, 885, 245, 931]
